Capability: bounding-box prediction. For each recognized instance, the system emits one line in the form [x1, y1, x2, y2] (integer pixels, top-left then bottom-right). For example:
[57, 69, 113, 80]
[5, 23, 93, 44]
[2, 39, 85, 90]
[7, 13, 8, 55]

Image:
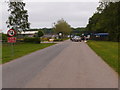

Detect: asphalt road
[2, 40, 118, 88]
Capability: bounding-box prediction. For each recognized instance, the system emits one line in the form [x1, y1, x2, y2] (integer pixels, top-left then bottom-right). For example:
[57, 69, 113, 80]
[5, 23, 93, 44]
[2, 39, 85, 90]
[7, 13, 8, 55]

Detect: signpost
[7, 29, 16, 37]
[7, 29, 16, 57]
[7, 37, 16, 43]
[7, 29, 16, 43]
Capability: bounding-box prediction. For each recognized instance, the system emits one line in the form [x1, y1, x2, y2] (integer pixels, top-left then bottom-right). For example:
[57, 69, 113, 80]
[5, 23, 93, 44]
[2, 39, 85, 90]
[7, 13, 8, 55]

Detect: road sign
[7, 29, 16, 37]
[8, 37, 16, 43]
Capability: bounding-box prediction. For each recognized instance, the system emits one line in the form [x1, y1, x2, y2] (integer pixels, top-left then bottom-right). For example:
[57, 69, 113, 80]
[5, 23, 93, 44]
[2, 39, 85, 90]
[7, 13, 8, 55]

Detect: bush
[41, 37, 49, 42]
[54, 39, 63, 42]
[2, 33, 7, 42]
[38, 30, 44, 37]
[24, 37, 41, 43]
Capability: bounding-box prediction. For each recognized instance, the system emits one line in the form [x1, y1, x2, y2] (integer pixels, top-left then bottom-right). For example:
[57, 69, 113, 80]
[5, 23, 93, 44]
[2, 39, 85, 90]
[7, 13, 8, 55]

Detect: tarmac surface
[2, 40, 118, 88]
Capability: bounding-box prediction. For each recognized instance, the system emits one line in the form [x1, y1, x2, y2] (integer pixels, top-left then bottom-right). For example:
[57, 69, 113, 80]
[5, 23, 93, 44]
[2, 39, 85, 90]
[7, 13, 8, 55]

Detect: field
[87, 40, 119, 73]
[2, 43, 55, 64]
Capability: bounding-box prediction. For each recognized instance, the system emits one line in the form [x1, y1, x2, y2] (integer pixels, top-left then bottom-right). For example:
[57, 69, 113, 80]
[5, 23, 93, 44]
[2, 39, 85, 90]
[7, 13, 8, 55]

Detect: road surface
[2, 40, 118, 88]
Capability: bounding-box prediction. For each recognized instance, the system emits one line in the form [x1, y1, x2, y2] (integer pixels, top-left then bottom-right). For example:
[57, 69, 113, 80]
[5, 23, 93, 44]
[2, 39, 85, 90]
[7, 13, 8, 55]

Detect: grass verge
[2, 43, 55, 64]
[87, 40, 119, 74]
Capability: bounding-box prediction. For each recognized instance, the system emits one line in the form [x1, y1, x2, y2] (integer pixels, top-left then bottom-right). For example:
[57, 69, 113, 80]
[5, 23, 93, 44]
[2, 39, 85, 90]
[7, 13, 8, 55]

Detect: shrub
[38, 30, 44, 37]
[41, 37, 49, 42]
[24, 37, 41, 43]
[34, 30, 44, 37]
[54, 39, 63, 42]
[2, 33, 7, 42]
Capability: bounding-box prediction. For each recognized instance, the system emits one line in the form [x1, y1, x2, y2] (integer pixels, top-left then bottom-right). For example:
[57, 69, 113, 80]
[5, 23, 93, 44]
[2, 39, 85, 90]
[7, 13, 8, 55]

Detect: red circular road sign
[7, 29, 16, 37]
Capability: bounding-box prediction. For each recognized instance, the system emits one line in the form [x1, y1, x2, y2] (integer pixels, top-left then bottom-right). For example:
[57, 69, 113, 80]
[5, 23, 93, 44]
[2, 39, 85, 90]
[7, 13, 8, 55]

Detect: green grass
[2, 43, 55, 64]
[63, 38, 70, 41]
[87, 40, 119, 73]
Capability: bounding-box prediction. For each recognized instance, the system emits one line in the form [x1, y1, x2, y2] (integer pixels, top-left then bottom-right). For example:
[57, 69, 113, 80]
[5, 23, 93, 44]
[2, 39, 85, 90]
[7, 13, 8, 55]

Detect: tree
[6, 0, 30, 33]
[97, 1, 109, 13]
[37, 30, 44, 37]
[34, 30, 44, 38]
[53, 19, 72, 35]
[86, 1, 120, 41]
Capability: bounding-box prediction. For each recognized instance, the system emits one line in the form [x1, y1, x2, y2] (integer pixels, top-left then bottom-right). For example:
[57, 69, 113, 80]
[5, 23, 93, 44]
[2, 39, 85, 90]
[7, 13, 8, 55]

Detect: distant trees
[6, 1, 30, 33]
[53, 19, 72, 35]
[86, 1, 120, 41]
[71, 27, 86, 36]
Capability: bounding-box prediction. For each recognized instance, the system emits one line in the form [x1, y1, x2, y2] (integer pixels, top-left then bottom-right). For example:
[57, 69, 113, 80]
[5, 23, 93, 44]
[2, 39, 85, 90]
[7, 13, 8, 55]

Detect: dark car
[71, 36, 81, 42]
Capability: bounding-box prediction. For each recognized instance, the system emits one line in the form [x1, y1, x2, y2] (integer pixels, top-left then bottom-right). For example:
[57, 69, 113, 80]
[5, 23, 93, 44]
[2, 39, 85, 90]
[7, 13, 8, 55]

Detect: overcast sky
[1, 0, 99, 33]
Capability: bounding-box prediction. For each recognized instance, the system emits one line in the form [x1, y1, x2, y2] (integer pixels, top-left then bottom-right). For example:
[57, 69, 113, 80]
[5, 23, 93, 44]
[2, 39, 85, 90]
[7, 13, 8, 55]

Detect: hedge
[24, 37, 41, 43]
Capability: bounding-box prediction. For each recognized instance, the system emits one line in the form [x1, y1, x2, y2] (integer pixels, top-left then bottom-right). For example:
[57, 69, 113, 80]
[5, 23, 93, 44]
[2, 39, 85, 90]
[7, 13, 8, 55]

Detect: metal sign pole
[11, 43, 14, 57]
[7, 29, 16, 57]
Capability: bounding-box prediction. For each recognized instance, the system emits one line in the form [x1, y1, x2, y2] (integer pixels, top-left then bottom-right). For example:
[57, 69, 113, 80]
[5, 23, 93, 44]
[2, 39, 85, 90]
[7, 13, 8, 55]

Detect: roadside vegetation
[53, 19, 72, 35]
[2, 43, 55, 64]
[87, 40, 119, 74]
[86, 2, 120, 42]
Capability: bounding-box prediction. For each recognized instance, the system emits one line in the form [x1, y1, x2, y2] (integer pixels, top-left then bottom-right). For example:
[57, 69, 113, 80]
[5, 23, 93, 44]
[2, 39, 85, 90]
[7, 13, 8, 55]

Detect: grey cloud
[2, 2, 99, 33]
[26, 2, 99, 28]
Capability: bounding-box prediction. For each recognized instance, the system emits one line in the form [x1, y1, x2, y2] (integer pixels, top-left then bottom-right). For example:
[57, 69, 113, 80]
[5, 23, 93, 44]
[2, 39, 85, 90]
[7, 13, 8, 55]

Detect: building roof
[21, 31, 38, 34]
[94, 33, 109, 36]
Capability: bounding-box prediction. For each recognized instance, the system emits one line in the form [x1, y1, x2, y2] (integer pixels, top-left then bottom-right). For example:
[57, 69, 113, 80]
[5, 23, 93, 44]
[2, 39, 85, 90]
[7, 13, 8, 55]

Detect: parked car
[71, 36, 81, 42]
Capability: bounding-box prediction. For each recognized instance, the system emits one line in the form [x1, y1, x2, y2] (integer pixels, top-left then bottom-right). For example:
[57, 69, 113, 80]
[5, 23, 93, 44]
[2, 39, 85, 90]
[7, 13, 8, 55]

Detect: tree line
[86, 1, 120, 42]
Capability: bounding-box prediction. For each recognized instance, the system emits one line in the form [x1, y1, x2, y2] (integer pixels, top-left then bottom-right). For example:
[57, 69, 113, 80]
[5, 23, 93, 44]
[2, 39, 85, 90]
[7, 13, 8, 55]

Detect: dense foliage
[2, 33, 7, 42]
[6, 1, 30, 33]
[24, 37, 41, 43]
[53, 19, 72, 35]
[86, 2, 120, 42]
[34, 30, 44, 37]
[37, 30, 44, 37]
[71, 27, 86, 36]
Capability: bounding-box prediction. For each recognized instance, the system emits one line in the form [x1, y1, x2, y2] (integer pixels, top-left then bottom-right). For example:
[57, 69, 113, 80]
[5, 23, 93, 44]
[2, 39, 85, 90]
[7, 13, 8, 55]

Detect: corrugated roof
[94, 33, 109, 36]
